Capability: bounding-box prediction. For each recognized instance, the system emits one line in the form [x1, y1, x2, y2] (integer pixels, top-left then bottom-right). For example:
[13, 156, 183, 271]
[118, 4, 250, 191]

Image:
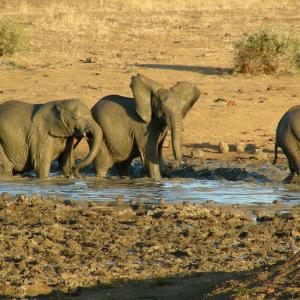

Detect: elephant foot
[283, 173, 300, 184]
[160, 164, 172, 178]
[71, 167, 82, 179]
[171, 159, 182, 170]
[0, 164, 13, 177]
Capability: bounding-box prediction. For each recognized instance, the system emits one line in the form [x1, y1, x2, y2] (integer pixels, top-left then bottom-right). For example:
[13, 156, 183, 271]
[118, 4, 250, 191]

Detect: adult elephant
[0, 99, 101, 178]
[89, 74, 200, 179]
[273, 105, 300, 183]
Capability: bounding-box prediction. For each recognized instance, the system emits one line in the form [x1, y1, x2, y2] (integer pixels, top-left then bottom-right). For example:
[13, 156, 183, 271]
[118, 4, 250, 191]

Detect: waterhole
[0, 176, 299, 204]
[0, 162, 299, 205]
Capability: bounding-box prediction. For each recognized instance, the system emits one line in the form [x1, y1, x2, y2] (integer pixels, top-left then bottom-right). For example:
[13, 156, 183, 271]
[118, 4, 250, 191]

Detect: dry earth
[1, 0, 300, 299]
[0, 194, 299, 299]
[0, 0, 300, 159]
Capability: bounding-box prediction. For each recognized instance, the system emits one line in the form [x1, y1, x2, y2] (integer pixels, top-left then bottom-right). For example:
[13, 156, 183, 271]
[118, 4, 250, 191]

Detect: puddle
[0, 176, 300, 205]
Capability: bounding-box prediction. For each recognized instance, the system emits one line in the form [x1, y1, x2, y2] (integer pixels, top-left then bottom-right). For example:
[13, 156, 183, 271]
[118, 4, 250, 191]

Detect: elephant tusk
[139, 149, 145, 164]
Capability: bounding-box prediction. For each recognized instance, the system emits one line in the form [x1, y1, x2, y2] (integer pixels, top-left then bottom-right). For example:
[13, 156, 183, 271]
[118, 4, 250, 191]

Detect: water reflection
[0, 176, 299, 204]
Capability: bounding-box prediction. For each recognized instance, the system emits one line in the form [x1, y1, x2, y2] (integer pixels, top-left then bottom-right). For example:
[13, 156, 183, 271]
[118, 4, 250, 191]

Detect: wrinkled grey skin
[90, 74, 200, 179]
[274, 105, 300, 183]
[0, 99, 101, 178]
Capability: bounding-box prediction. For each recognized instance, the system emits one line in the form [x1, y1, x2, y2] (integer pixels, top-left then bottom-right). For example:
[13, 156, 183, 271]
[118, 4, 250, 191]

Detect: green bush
[0, 19, 24, 57]
[233, 31, 300, 74]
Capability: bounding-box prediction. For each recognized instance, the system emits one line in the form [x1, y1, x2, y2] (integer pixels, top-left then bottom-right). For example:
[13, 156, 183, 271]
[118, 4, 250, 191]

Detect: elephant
[86, 73, 200, 179]
[0, 99, 101, 178]
[273, 105, 300, 183]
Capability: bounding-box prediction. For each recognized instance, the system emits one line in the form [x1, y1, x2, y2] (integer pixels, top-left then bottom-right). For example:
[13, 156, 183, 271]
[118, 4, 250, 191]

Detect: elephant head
[32, 98, 101, 171]
[130, 74, 200, 161]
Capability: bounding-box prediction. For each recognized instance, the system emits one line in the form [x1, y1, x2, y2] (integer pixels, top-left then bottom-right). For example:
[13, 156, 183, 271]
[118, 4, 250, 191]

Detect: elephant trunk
[74, 120, 102, 171]
[170, 114, 183, 161]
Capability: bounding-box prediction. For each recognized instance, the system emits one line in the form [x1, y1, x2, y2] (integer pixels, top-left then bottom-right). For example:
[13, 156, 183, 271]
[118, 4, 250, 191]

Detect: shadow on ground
[5, 254, 298, 299]
[137, 64, 233, 75]
[21, 269, 253, 300]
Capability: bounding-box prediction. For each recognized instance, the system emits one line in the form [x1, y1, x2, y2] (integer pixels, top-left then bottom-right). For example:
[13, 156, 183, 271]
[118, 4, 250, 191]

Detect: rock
[275, 211, 294, 220]
[245, 143, 256, 153]
[183, 200, 192, 206]
[255, 148, 268, 160]
[227, 100, 236, 106]
[31, 195, 43, 206]
[219, 142, 229, 154]
[80, 56, 97, 63]
[63, 199, 75, 206]
[239, 231, 248, 239]
[291, 229, 300, 237]
[115, 195, 124, 204]
[159, 198, 166, 205]
[191, 149, 204, 158]
[235, 143, 245, 154]
[256, 212, 274, 222]
[1, 192, 10, 200]
[214, 97, 227, 104]
[16, 194, 32, 206]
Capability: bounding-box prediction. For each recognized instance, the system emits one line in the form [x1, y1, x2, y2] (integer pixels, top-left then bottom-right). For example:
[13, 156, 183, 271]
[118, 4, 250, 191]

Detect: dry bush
[234, 31, 300, 74]
[0, 19, 24, 57]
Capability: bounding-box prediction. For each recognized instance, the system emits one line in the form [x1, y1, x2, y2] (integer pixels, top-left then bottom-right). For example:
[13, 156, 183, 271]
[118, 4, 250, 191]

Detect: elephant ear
[170, 81, 201, 118]
[130, 73, 163, 123]
[32, 101, 70, 137]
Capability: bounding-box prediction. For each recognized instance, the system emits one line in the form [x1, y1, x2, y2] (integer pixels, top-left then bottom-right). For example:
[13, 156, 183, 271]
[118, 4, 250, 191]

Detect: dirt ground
[0, 194, 299, 299]
[1, 1, 300, 158]
[1, 0, 300, 299]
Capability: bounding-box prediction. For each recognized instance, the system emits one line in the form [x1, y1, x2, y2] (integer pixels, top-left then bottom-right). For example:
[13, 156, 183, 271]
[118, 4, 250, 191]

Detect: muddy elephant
[0, 99, 101, 178]
[273, 105, 300, 183]
[88, 74, 200, 179]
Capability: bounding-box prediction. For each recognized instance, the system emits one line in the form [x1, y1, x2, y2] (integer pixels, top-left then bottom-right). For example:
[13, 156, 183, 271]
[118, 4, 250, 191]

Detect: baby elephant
[0, 99, 101, 178]
[90, 73, 200, 179]
[274, 105, 300, 183]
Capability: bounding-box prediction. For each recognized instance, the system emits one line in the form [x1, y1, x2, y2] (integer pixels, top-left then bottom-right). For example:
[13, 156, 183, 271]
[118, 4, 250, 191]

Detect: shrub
[233, 31, 300, 74]
[234, 32, 285, 74]
[0, 19, 24, 57]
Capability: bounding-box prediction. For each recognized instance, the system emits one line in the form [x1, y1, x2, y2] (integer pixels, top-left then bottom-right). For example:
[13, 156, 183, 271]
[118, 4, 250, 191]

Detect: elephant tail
[273, 142, 278, 165]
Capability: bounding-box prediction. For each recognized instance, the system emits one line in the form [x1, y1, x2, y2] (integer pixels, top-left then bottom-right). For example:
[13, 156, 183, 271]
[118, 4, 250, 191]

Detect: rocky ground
[0, 193, 299, 299]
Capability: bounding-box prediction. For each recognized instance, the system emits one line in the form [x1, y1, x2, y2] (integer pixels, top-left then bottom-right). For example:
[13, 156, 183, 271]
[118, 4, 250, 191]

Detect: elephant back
[0, 101, 34, 132]
[92, 95, 142, 125]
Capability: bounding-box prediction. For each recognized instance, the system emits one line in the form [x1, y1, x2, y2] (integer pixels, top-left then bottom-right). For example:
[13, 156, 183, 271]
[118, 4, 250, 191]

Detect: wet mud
[0, 193, 299, 299]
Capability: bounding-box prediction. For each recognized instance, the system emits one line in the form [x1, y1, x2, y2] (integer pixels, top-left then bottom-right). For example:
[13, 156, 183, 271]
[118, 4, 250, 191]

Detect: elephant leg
[158, 136, 169, 176]
[35, 160, 51, 179]
[34, 145, 53, 179]
[144, 139, 161, 180]
[0, 145, 13, 176]
[58, 137, 75, 177]
[115, 159, 132, 177]
[94, 144, 113, 177]
[281, 141, 300, 183]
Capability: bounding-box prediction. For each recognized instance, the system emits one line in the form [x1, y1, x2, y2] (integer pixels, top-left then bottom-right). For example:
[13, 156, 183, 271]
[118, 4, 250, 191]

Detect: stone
[275, 211, 294, 220]
[227, 100, 236, 106]
[245, 143, 256, 153]
[1, 192, 10, 200]
[115, 195, 124, 204]
[219, 142, 229, 154]
[235, 143, 245, 154]
[255, 148, 268, 160]
[191, 149, 204, 158]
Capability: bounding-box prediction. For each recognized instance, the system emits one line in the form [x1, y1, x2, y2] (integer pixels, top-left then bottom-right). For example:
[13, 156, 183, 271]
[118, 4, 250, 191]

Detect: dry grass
[1, 0, 300, 66]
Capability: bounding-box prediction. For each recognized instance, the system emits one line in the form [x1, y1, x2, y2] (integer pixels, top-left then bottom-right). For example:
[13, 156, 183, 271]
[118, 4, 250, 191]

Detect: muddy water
[0, 173, 300, 204]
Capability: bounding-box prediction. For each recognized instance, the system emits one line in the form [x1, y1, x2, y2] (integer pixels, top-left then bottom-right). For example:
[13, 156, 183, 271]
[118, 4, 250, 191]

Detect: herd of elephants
[0, 73, 299, 183]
